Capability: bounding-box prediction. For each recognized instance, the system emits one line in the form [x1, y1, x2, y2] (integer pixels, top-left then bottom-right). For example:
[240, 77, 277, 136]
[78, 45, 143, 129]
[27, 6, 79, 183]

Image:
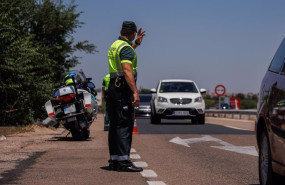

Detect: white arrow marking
[211, 146, 258, 156]
[169, 135, 258, 157]
[170, 135, 230, 147]
[169, 137, 191, 147]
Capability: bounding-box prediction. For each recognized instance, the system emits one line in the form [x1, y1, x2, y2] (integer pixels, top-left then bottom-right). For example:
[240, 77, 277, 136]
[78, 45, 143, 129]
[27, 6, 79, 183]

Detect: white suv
[150, 79, 206, 124]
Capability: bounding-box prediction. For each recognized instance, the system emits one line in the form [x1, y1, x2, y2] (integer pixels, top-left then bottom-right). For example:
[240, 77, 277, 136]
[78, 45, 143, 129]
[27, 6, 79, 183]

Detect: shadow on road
[0, 152, 45, 185]
[47, 136, 93, 142]
[100, 166, 111, 171]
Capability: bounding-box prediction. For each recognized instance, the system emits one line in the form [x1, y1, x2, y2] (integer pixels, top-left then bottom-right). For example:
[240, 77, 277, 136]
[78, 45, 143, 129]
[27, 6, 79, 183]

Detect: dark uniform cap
[122, 21, 137, 32]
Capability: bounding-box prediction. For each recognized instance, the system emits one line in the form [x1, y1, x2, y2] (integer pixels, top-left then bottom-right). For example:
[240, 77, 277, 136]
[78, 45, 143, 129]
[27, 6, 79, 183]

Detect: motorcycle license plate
[173, 111, 189, 115]
[64, 104, 76, 114]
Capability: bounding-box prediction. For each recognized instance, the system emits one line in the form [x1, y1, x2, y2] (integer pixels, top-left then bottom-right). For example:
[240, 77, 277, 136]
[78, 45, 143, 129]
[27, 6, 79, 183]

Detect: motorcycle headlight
[194, 96, 202, 103]
[158, 97, 167, 102]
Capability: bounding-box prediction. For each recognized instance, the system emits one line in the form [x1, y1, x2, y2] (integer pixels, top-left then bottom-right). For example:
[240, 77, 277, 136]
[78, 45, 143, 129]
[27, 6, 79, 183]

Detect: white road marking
[130, 148, 136, 153]
[224, 125, 252, 131]
[133, 161, 148, 167]
[131, 149, 166, 184]
[130, 154, 141, 159]
[169, 137, 191, 147]
[211, 145, 258, 156]
[169, 135, 258, 156]
[140, 170, 158, 178]
[147, 181, 167, 185]
[208, 117, 254, 123]
[170, 135, 226, 147]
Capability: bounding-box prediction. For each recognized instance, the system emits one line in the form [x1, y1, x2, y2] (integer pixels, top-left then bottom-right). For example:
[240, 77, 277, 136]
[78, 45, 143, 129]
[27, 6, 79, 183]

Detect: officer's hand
[135, 28, 146, 45]
[132, 92, 140, 107]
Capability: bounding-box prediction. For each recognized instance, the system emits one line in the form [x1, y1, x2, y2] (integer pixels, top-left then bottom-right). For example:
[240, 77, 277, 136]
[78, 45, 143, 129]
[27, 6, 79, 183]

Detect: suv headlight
[158, 97, 167, 102]
[194, 96, 202, 103]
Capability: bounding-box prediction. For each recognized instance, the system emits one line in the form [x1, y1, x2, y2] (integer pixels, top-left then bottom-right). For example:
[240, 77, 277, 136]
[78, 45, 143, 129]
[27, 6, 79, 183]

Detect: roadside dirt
[0, 124, 66, 180]
[0, 124, 39, 136]
[0, 127, 18, 136]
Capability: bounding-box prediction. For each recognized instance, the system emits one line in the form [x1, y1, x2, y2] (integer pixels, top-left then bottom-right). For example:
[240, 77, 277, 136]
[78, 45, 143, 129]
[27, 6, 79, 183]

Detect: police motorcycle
[44, 73, 97, 140]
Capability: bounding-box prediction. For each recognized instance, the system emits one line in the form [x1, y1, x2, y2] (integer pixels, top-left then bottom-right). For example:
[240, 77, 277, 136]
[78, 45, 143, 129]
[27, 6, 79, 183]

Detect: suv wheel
[259, 127, 276, 185]
[151, 114, 161, 124]
[151, 106, 161, 124]
[191, 117, 197, 124]
[198, 115, 205, 124]
[192, 115, 205, 124]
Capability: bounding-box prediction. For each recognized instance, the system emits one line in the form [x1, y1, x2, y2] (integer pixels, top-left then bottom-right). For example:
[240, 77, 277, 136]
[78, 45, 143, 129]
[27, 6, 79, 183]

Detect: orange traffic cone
[133, 114, 139, 134]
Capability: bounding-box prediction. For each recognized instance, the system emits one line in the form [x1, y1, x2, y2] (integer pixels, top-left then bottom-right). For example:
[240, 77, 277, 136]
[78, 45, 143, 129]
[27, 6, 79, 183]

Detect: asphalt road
[0, 115, 262, 185]
[136, 118, 254, 135]
[134, 117, 259, 185]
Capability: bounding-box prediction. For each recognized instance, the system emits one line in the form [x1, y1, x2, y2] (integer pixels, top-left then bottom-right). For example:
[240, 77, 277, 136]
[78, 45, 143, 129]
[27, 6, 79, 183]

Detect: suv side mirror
[200, 88, 206, 94]
[150, 88, 156, 93]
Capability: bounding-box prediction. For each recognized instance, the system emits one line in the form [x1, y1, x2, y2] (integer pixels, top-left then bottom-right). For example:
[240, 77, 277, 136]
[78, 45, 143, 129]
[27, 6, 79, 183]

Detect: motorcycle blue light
[69, 73, 76, 77]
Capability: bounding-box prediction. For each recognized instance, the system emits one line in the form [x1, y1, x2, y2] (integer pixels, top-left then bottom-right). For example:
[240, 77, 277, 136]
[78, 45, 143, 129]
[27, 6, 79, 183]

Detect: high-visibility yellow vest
[108, 39, 137, 78]
[102, 74, 110, 91]
[65, 74, 74, 85]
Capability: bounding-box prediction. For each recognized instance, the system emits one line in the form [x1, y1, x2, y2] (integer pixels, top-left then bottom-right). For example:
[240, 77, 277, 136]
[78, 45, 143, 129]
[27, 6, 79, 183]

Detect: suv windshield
[159, 82, 198, 93]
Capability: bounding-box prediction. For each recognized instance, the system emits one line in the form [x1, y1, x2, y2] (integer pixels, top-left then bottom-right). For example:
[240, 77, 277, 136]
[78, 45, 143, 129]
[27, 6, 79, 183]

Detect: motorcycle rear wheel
[70, 127, 83, 141]
[82, 128, 90, 139]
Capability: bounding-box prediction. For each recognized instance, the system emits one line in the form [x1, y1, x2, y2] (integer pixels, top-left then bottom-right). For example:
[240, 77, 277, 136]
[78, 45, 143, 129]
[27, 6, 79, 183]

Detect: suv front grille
[170, 98, 192, 105]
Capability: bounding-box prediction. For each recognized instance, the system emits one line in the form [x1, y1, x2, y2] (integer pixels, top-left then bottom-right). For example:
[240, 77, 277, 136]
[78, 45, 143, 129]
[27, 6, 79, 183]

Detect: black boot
[117, 160, 143, 172]
[108, 160, 118, 171]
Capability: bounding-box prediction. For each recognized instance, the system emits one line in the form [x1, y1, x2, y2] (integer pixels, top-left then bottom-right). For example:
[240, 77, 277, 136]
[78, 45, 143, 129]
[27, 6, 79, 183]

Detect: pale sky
[72, 0, 285, 93]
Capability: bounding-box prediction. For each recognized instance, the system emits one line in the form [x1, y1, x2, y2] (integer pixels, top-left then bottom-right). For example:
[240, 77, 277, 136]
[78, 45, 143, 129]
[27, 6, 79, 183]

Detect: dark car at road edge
[256, 38, 285, 185]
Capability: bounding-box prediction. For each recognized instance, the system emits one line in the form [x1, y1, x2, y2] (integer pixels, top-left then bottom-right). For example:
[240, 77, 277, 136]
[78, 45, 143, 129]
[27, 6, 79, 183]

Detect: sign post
[215, 85, 226, 110]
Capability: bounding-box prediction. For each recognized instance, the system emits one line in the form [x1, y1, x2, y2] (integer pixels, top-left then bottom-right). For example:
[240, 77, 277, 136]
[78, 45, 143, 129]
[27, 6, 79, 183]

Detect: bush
[0, 0, 95, 125]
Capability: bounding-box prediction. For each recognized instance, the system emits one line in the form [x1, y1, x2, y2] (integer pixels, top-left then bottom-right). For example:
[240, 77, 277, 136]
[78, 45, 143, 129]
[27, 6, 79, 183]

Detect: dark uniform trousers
[107, 78, 134, 164]
[104, 96, 110, 131]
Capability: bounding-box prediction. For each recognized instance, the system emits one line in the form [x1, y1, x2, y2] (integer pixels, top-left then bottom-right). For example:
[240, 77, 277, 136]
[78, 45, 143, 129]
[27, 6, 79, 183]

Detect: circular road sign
[215, 85, 226, 96]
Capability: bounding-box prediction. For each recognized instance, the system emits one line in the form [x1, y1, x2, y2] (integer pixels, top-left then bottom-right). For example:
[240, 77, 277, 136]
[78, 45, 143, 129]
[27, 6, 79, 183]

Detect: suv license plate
[173, 111, 189, 115]
[64, 104, 76, 114]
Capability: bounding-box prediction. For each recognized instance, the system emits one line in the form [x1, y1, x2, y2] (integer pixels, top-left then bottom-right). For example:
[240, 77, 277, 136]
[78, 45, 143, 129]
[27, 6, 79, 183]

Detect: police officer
[107, 21, 145, 172]
[102, 74, 110, 131]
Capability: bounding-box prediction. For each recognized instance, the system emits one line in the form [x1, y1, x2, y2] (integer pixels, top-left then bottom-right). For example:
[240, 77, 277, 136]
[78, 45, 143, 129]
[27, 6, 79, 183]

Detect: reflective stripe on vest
[115, 42, 127, 77]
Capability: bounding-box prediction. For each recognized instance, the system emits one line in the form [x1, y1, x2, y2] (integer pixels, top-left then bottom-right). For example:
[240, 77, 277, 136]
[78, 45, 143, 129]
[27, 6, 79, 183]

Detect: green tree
[140, 88, 151, 94]
[204, 99, 217, 109]
[0, 0, 96, 125]
[29, 0, 96, 81]
[236, 93, 245, 100]
[252, 94, 258, 100]
[241, 100, 258, 109]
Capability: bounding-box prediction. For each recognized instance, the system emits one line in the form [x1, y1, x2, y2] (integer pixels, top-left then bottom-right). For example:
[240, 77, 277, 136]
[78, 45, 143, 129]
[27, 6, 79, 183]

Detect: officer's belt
[110, 76, 127, 87]
[110, 72, 137, 78]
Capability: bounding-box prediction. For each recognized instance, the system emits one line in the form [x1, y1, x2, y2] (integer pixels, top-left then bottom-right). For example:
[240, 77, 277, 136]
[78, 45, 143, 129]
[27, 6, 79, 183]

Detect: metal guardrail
[205, 109, 257, 120]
